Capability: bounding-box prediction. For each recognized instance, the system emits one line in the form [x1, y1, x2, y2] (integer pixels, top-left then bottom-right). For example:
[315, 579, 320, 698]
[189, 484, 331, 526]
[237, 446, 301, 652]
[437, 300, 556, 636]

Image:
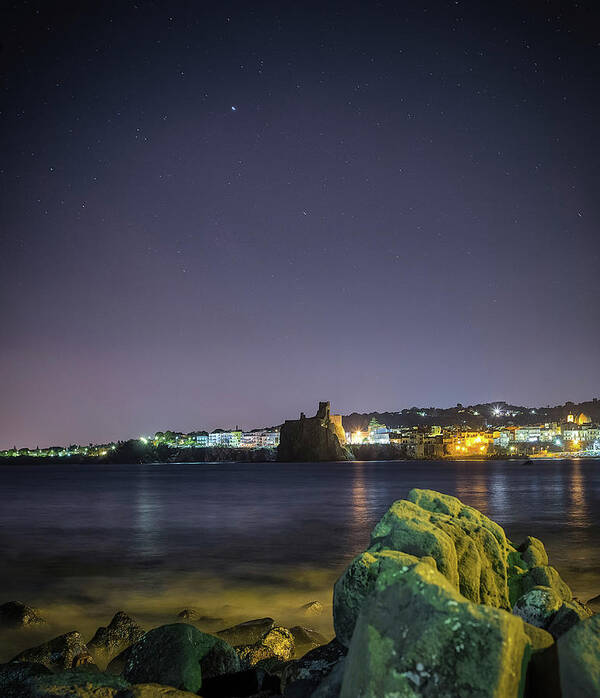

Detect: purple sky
[1, 1, 599, 448]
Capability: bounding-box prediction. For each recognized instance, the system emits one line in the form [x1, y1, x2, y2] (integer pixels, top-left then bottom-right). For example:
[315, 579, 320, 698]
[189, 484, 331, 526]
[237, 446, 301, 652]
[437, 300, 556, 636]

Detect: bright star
[231, 106, 237, 111]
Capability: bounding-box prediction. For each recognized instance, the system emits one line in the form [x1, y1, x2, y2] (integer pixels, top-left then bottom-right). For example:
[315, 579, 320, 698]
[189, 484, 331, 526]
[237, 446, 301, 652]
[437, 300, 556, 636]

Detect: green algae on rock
[120, 623, 239, 693]
[340, 561, 531, 698]
[333, 548, 435, 647]
[557, 614, 600, 697]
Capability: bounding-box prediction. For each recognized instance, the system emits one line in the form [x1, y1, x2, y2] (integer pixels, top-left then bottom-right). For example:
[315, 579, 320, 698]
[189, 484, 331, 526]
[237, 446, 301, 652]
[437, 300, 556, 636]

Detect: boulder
[200, 668, 280, 697]
[288, 626, 327, 657]
[0, 667, 130, 697]
[557, 614, 600, 697]
[587, 593, 600, 614]
[340, 561, 531, 698]
[510, 565, 572, 606]
[333, 548, 432, 647]
[280, 638, 346, 696]
[299, 601, 323, 617]
[512, 586, 563, 629]
[119, 623, 240, 692]
[369, 489, 516, 610]
[87, 611, 146, 664]
[10, 631, 91, 671]
[518, 537, 549, 568]
[310, 658, 346, 698]
[238, 627, 295, 668]
[217, 618, 275, 646]
[0, 601, 46, 628]
[0, 662, 52, 698]
[547, 598, 594, 638]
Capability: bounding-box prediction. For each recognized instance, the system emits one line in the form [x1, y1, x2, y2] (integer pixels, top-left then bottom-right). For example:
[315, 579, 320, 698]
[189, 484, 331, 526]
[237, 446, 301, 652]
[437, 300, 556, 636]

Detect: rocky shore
[1, 489, 598, 697]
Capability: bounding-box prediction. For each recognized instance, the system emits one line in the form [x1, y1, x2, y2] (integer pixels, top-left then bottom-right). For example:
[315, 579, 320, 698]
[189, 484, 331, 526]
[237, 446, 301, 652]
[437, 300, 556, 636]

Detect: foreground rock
[281, 638, 346, 696]
[88, 611, 146, 664]
[0, 665, 129, 697]
[557, 614, 600, 697]
[329, 488, 599, 698]
[10, 631, 92, 671]
[288, 626, 327, 657]
[116, 623, 240, 692]
[0, 601, 46, 628]
[200, 667, 281, 697]
[587, 594, 600, 614]
[341, 560, 531, 697]
[334, 548, 437, 647]
[217, 617, 275, 647]
[237, 626, 295, 668]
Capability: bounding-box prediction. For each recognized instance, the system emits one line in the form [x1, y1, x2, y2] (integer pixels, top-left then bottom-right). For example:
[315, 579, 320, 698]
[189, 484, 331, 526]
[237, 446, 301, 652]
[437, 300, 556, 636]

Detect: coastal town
[2, 402, 599, 461]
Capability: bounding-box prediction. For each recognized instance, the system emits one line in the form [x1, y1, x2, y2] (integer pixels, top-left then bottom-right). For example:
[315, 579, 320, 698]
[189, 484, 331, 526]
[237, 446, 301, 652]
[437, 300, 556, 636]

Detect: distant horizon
[3, 394, 598, 451]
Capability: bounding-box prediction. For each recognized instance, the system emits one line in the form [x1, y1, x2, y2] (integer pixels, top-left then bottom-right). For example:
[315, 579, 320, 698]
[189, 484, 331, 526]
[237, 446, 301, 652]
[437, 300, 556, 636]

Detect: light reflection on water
[0, 459, 598, 660]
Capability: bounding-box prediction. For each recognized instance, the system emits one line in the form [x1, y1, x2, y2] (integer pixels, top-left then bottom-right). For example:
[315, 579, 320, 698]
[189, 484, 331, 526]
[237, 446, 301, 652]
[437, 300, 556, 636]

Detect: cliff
[277, 402, 352, 462]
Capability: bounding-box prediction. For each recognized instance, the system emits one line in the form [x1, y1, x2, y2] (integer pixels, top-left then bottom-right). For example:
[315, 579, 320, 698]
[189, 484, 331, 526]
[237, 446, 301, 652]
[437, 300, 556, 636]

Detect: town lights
[140, 437, 148, 444]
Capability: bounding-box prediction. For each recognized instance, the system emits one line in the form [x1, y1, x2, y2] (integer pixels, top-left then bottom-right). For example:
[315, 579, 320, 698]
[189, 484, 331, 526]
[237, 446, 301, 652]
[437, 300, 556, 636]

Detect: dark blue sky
[1, 1, 599, 447]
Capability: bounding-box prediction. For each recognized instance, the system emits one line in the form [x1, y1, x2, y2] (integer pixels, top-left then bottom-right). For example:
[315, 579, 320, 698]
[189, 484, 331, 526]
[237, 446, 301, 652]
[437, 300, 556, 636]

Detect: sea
[0, 459, 598, 661]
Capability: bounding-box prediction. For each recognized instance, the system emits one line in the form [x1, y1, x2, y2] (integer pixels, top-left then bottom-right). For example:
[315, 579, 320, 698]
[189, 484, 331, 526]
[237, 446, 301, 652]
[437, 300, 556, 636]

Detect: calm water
[1, 459, 599, 660]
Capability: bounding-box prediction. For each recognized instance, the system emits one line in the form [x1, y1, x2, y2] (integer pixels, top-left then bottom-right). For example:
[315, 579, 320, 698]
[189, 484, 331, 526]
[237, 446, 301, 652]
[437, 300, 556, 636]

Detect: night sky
[1, 1, 599, 447]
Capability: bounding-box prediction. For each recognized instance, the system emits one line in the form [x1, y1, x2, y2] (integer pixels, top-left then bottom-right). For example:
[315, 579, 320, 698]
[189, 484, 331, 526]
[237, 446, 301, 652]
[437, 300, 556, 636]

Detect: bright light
[140, 437, 148, 444]
[492, 406, 502, 417]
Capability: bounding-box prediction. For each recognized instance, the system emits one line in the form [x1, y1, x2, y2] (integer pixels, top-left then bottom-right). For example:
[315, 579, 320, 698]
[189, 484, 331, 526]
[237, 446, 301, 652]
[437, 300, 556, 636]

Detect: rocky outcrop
[557, 614, 600, 697]
[10, 631, 92, 672]
[280, 638, 346, 696]
[329, 488, 598, 698]
[87, 611, 146, 664]
[334, 548, 436, 647]
[288, 626, 327, 657]
[341, 560, 531, 696]
[114, 623, 240, 693]
[0, 601, 46, 628]
[299, 600, 324, 617]
[216, 617, 275, 646]
[237, 626, 295, 668]
[277, 402, 352, 462]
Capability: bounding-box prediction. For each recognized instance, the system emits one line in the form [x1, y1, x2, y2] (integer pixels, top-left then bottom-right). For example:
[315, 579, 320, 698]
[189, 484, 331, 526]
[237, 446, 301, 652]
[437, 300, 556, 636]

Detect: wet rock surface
[237, 627, 295, 668]
[217, 618, 275, 647]
[280, 638, 346, 697]
[10, 631, 91, 672]
[0, 601, 46, 629]
[88, 611, 146, 665]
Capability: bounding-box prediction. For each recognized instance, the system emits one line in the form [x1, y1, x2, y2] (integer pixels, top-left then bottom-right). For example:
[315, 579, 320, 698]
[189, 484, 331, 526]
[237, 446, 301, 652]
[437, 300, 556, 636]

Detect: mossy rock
[5, 668, 129, 697]
[510, 565, 572, 606]
[340, 561, 531, 698]
[518, 537, 549, 568]
[548, 598, 593, 639]
[368, 489, 515, 611]
[333, 549, 432, 647]
[121, 623, 239, 693]
[237, 626, 295, 667]
[557, 614, 600, 697]
[513, 586, 563, 629]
